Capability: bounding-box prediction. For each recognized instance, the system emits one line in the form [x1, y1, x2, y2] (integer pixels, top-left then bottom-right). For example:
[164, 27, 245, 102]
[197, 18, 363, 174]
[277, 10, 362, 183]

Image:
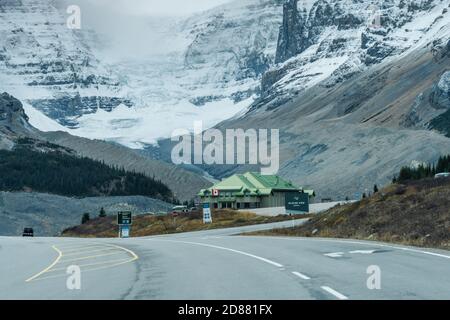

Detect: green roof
[198, 172, 311, 197]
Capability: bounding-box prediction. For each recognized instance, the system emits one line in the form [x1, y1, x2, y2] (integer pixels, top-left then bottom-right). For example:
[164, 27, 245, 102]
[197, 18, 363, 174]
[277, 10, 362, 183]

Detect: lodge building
[198, 172, 314, 209]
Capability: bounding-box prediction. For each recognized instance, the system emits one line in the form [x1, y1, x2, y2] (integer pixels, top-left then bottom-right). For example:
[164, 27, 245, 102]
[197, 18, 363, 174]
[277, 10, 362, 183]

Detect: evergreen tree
[0, 148, 175, 202]
[396, 155, 450, 183]
[99, 207, 106, 218]
[81, 213, 90, 224]
[374, 184, 379, 193]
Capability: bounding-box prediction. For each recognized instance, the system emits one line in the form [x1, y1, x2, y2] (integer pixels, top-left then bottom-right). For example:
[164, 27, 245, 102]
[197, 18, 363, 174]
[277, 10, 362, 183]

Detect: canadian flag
[212, 189, 219, 197]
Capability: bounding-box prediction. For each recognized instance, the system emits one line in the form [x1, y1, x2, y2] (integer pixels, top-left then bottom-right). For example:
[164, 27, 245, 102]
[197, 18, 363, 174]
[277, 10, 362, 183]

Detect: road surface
[1, 220, 450, 300]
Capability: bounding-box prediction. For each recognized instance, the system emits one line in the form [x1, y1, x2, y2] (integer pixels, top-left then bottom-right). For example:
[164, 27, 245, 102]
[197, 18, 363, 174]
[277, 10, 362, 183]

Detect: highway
[1, 220, 450, 300]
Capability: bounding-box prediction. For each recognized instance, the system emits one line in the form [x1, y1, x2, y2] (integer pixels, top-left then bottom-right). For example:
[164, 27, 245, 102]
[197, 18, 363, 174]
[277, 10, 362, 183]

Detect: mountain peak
[0, 92, 39, 148]
[0, 92, 29, 128]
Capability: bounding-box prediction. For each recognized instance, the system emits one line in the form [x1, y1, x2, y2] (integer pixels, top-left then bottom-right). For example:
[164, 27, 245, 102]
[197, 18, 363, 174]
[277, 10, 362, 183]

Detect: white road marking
[324, 252, 344, 258]
[145, 239, 284, 268]
[292, 271, 310, 280]
[321, 286, 348, 300]
[240, 236, 450, 261]
[349, 250, 377, 255]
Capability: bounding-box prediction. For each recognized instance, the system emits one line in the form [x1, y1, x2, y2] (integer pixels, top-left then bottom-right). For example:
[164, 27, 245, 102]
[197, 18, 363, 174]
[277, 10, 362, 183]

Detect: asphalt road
[1, 220, 450, 300]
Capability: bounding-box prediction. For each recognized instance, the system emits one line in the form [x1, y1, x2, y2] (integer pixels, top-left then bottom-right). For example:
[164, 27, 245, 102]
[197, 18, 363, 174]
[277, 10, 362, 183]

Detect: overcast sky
[60, 0, 233, 60]
[70, 0, 232, 17]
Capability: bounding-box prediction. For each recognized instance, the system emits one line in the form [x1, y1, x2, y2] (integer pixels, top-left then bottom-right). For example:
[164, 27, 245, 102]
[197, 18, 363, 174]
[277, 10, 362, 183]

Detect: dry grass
[246, 178, 450, 250]
[61, 209, 298, 238]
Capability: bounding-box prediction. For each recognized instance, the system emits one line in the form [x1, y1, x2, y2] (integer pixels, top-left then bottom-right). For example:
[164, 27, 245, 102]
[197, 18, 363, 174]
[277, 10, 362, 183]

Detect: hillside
[248, 178, 450, 249]
[0, 92, 211, 201]
[0, 145, 174, 201]
[61, 209, 296, 238]
[42, 130, 211, 201]
[0, 192, 172, 236]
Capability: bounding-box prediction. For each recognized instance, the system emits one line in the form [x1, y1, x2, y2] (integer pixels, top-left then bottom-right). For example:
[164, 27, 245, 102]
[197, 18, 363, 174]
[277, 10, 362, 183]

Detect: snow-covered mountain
[2, 0, 450, 200]
[256, 0, 450, 111]
[208, 0, 450, 199]
[1, 0, 449, 149]
[0, 0, 286, 147]
[0, 0, 131, 127]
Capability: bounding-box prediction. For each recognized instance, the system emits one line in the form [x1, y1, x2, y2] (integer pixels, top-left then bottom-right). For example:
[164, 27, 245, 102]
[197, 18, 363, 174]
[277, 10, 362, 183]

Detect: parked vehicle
[171, 205, 189, 215]
[22, 228, 34, 237]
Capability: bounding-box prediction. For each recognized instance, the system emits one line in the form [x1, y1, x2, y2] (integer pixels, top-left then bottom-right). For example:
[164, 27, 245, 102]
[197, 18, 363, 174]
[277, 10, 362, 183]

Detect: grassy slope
[61, 209, 299, 238]
[247, 178, 450, 250]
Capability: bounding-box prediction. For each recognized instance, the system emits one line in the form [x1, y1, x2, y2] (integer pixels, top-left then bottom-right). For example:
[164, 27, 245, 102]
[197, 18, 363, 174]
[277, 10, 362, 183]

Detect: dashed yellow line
[25, 245, 63, 282]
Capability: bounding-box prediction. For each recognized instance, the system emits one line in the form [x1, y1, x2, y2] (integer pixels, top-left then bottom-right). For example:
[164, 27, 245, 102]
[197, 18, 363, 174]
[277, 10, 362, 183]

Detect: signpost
[285, 192, 309, 214]
[120, 225, 130, 238]
[117, 211, 132, 238]
[203, 203, 213, 224]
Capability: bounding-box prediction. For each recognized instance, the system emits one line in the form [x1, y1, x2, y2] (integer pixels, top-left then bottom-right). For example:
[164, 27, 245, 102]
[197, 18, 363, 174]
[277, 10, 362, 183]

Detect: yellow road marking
[63, 247, 118, 257]
[31, 258, 137, 282]
[60, 251, 123, 263]
[56, 243, 98, 249]
[106, 244, 139, 261]
[25, 243, 139, 282]
[44, 258, 132, 273]
[63, 245, 109, 254]
[25, 245, 63, 282]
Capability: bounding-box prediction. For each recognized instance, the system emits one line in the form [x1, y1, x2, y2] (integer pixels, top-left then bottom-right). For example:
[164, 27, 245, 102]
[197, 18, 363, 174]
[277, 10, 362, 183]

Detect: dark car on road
[22, 228, 34, 237]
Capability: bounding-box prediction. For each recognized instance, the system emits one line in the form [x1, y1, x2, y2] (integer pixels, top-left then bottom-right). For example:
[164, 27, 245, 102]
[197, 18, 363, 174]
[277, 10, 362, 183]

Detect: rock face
[0, 92, 28, 126]
[429, 71, 450, 137]
[258, 0, 450, 111]
[430, 72, 450, 110]
[211, 43, 450, 200]
[275, 0, 308, 63]
[0, 92, 38, 146]
[3, 0, 447, 149]
[0, 0, 130, 127]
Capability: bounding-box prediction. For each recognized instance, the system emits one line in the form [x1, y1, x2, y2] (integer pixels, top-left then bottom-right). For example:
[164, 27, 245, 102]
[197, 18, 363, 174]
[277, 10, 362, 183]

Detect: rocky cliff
[0, 0, 132, 127]
[257, 0, 450, 112]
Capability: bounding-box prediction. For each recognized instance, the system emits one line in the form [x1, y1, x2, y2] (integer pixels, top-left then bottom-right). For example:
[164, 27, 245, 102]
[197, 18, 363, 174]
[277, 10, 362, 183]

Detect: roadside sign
[120, 225, 130, 238]
[203, 203, 213, 224]
[285, 192, 309, 214]
[118, 211, 132, 225]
